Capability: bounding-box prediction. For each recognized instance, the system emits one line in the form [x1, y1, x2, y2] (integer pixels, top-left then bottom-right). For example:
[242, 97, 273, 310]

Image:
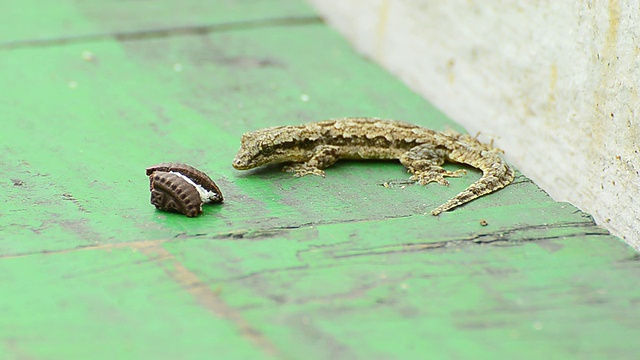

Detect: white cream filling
[171, 171, 219, 203]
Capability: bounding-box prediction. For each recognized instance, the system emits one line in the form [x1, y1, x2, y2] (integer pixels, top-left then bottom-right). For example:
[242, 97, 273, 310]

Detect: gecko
[232, 118, 514, 215]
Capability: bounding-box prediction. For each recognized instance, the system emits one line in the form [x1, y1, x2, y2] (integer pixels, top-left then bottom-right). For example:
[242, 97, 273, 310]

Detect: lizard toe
[283, 164, 326, 177]
[410, 172, 460, 186]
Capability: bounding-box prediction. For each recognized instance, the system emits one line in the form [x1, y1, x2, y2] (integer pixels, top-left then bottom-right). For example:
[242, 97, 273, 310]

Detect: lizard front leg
[400, 144, 466, 186]
[283, 145, 340, 177]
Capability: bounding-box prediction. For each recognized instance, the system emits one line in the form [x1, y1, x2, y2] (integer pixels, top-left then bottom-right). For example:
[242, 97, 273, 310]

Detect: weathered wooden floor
[1, 1, 639, 359]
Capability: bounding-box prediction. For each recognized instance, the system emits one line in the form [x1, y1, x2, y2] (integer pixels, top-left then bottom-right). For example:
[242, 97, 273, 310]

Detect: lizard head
[232, 126, 304, 170]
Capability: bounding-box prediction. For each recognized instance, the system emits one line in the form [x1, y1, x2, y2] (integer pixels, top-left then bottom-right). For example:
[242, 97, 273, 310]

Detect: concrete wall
[308, 0, 640, 250]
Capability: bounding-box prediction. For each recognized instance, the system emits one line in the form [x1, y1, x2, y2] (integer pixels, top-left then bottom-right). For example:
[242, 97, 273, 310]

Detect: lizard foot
[410, 169, 466, 186]
[283, 164, 326, 177]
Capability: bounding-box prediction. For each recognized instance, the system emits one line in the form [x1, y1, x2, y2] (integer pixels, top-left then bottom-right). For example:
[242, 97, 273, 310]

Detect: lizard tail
[431, 149, 515, 215]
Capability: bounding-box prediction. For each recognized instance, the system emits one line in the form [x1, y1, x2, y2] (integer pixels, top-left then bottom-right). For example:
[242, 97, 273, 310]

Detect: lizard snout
[232, 155, 250, 170]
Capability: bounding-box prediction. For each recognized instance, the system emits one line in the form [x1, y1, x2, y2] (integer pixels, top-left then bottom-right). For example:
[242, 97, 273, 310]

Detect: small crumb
[383, 182, 390, 188]
[300, 94, 310, 102]
[514, 298, 524, 306]
[81, 50, 95, 62]
[173, 63, 183, 72]
[480, 219, 488, 226]
[67, 81, 78, 89]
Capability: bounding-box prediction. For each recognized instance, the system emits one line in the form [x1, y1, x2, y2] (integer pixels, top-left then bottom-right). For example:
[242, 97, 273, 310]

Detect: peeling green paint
[1, 0, 639, 359]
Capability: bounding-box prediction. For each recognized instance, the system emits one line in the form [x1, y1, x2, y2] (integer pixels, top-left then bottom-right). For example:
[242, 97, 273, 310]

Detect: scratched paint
[2, 0, 640, 359]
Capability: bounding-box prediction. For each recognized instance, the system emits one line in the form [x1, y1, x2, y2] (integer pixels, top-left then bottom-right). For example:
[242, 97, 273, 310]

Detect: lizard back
[233, 118, 514, 215]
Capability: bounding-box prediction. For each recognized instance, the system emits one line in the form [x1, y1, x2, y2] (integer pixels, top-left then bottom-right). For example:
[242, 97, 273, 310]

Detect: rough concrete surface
[308, 0, 640, 250]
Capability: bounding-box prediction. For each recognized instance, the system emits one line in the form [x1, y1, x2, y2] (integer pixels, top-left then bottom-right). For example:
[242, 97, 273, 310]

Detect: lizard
[232, 118, 515, 215]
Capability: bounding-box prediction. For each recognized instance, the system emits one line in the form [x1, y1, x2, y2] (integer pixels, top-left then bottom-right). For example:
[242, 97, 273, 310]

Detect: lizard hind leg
[400, 144, 466, 186]
[409, 166, 466, 186]
[283, 145, 340, 177]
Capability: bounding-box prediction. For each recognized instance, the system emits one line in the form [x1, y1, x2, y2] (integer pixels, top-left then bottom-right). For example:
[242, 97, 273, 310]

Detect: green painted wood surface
[1, 1, 639, 359]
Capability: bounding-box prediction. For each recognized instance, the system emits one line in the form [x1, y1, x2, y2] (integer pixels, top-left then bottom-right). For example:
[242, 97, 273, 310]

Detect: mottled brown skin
[232, 118, 514, 215]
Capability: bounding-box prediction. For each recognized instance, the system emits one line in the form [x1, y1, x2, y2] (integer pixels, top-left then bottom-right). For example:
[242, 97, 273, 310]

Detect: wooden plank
[0, 21, 461, 256]
[1, 0, 639, 359]
[0, 246, 272, 359]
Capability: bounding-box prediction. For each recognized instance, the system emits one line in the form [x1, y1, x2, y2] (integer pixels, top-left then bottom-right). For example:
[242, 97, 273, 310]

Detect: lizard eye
[259, 142, 275, 155]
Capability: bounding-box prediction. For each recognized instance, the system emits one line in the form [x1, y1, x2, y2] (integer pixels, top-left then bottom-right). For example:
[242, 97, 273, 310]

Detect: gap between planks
[0, 16, 321, 50]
